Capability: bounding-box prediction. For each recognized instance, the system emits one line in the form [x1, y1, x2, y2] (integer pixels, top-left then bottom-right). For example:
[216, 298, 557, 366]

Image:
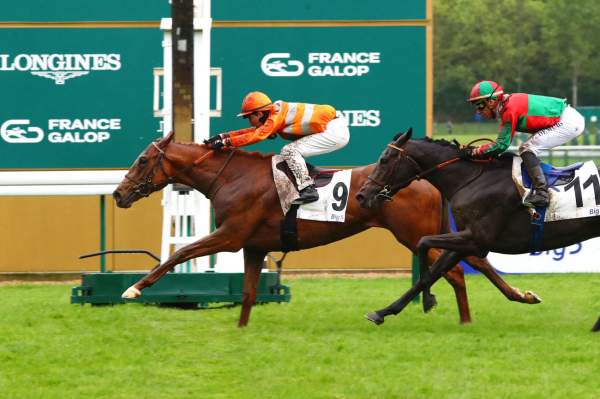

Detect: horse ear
[394, 127, 412, 146]
[159, 131, 175, 148]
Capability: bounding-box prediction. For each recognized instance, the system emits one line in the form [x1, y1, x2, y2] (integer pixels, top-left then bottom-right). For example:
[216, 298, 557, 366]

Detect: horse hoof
[592, 318, 600, 332]
[365, 312, 385, 325]
[423, 294, 437, 313]
[524, 290, 542, 304]
[121, 286, 141, 299]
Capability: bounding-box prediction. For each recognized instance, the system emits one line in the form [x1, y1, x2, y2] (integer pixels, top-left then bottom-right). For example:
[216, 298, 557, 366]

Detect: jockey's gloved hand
[458, 147, 476, 160]
[210, 140, 226, 150]
[204, 134, 231, 149]
[204, 135, 221, 146]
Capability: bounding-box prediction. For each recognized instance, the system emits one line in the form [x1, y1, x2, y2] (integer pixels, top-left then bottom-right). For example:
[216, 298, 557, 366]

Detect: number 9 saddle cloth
[271, 155, 352, 223]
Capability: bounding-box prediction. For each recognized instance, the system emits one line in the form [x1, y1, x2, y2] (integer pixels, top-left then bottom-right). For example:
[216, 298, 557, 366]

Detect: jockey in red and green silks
[463, 80, 585, 208]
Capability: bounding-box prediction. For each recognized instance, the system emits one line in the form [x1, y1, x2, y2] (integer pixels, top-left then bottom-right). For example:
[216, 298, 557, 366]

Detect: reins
[388, 143, 463, 182]
[205, 149, 236, 200]
[367, 143, 478, 201]
[125, 142, 235, 199]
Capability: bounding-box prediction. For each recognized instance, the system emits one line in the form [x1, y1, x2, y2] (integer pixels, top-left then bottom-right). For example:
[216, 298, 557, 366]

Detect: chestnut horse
[113, 132, 539, 327]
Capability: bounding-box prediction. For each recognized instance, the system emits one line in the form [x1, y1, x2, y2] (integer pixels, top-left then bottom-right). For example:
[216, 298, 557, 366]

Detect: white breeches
[518, 105, 585, 156]
[281, 117, 350, 190]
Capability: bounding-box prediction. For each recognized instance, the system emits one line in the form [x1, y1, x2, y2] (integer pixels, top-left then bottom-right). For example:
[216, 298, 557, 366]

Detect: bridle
[124, 141, 223, 197]
[367, 143, 461, 201]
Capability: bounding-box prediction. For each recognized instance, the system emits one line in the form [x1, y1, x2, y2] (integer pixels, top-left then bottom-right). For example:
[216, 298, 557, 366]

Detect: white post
[157, 1, 244, 273]
[160, 17, 176, 268]
[192, 0, 212, 271]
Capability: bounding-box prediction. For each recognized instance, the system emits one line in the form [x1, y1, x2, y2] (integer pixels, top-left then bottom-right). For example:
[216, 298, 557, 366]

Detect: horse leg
[418, 230, 482, 316]
[418, 244, 437, 314]
[238, 249, 267, 328]
[421, 248, 472, 324]
[366, 230, 487, 325]
[592, 316, 600, 332]
[420, 245, 468, 320]
[366, 250, 464, 325]
[437, 260, 472, 323]
[463, 256, 542, 304]
[121, 226, 244, 297]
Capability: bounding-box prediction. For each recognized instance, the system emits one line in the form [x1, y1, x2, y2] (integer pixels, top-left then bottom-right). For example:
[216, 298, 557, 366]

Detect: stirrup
[292, 185, 319, 205]
[523, 190, 549, 208]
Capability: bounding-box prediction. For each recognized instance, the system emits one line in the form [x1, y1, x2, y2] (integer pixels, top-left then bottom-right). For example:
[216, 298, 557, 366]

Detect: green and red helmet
[468, 81, 504, 103]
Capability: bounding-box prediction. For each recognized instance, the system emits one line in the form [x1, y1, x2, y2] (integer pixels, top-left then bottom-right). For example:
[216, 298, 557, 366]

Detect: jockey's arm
[226, 118, 278, 147]
[473, 116, 516, 157]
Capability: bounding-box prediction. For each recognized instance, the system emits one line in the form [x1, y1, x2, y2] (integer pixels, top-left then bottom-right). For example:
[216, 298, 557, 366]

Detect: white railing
[0, 170, 127, 196]
[508, 145, 600, 161]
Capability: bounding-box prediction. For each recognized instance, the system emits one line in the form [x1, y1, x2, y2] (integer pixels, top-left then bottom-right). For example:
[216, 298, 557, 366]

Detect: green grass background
[1, 274, 599, 399]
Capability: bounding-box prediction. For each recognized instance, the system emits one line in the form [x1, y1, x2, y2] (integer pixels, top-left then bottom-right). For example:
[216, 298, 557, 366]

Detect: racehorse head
[356, 128, 419, 209]
[113, 131, 175, 208]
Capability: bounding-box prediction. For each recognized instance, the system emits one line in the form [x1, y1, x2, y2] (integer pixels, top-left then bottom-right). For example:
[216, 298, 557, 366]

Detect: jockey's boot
[292, 184, 319, 205]
[521, 151, 550, 208]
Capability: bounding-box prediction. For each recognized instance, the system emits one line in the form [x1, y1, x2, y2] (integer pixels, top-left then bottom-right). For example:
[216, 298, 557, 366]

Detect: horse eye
[139, 157, 148, 165]
[380, 158, 388, 165]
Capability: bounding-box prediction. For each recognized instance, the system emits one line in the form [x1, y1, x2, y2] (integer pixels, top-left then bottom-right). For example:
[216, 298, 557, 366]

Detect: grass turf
[0, 274, 599, 399]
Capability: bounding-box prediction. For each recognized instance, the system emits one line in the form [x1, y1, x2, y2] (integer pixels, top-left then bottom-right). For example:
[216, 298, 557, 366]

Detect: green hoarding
[2, 1, 426, 23]
[0, 1, 429, 169]
[0, 28, 162, 169]
[212, 0, 426, 21]
[210, 26, 426, 166]
[0, 1, 168, 22]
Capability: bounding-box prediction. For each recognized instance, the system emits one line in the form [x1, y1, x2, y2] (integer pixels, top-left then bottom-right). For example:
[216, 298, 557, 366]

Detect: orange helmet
[237, 91, 273, 117]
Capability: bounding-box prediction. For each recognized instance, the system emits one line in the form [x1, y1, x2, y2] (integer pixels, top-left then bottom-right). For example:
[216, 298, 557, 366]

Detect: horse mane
[175, 141, 274, 160]
[391, 132, 460, 149]
[420, 137, 517, 165]
[422, 136, 460, 149]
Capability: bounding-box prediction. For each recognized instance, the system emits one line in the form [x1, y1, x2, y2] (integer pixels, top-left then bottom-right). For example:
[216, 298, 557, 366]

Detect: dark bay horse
[113, 131, 539, 327]
[356, 128, 599, 331]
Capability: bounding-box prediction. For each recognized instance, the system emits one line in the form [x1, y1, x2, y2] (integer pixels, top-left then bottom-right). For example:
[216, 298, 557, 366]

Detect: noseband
[367, 143, 461, 201]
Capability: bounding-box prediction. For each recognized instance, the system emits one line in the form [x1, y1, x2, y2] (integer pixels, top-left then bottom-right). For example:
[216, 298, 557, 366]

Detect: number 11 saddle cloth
[512, 156, 600, 222]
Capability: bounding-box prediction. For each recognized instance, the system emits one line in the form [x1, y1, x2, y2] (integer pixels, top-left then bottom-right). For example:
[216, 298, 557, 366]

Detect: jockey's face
[246, 111, 266, 128]
[474, 98, 498, 120]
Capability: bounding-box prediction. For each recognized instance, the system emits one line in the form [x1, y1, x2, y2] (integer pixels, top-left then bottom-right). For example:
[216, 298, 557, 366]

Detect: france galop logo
[261, 53, 304, 77]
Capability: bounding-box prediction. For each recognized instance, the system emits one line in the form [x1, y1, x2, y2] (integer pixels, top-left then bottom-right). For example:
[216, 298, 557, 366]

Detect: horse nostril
[113, 190, 121, 202]
[355, 192, 364, 202]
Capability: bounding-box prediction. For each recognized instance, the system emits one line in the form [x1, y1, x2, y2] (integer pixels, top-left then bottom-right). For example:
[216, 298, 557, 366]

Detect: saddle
[271, 156, 352, 252]
[512, 157, 600, 223]
[275, 161, 337, 189]
[521, 161, 583, 189]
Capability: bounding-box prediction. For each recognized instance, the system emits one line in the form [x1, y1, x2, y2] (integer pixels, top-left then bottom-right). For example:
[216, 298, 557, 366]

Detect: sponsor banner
[5, 0, 426, 23]
[212, 0, 426, 21]
[210, 26, 426, 165]
[0, 28, 162, 169]
[488, 238, 600, 273]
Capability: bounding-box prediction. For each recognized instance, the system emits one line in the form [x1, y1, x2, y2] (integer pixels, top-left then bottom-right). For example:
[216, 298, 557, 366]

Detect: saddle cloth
[512, 157, 600, 222]
[272, 155, 352, 222]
